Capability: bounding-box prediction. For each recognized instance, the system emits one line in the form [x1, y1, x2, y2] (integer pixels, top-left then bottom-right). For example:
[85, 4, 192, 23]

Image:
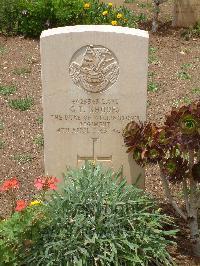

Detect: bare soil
[0, 0, 200, 265]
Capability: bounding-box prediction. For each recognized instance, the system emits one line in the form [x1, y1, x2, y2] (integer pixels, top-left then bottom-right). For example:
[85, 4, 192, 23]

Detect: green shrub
[82, 1, 139, 28]
[23, 163, 176, 266]
[0, 0, 20, 34]
[17, 0, 55, 37]
[52, 0, 83, 26]
[0, 0, 145, 37]
[0, 203, 47, 265]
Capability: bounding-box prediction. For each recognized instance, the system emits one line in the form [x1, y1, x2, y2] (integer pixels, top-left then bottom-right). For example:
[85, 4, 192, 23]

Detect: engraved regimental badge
[69, 45, 119, 93]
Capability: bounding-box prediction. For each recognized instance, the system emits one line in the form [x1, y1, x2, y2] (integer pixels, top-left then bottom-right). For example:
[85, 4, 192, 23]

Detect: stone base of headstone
[173, 0, 200, 27]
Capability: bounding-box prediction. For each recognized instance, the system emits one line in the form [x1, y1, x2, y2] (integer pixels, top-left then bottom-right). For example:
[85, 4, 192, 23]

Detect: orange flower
[0, 177, 19, 192]
[15, 199, 27, 212]
[34, 176, 59, 191]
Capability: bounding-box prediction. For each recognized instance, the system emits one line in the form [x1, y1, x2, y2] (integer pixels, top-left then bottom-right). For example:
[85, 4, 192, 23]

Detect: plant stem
[182, 177, 190, 214]
[188, 206, 200, 256]
[159, 163, 187, 220]
[197, 150, 200, 162]
[188, 150, 200, 256]
[152, 2, 159, 32]
[9, 189, 16, 214]
[152, 0, 168, 32]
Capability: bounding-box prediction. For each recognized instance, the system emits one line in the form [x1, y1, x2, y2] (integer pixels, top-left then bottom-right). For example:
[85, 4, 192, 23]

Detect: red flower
[47, 177, 60, 190]
[15, 199, 27, 212]
[34, 177, 46, 190]
[0, 177, 19, 192]
[34, 176, 59, 191]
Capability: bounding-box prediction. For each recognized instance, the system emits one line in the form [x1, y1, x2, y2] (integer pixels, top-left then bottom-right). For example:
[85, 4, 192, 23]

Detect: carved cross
[77, 138, 112, 165]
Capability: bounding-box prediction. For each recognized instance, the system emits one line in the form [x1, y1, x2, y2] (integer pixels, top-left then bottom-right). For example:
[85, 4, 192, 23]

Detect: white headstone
[40, 25, 149, 187]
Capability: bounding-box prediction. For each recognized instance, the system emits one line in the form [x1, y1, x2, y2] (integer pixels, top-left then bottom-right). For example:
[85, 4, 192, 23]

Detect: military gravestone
[40, 25, 149, 187]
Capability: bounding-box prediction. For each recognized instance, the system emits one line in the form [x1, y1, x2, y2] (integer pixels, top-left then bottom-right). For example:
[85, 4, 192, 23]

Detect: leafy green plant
[82, 0, 142, 28]
[36, 116, 43, 125]
[0, 0, 20, 34]
[178, 71, 191, 80]
[23, 163, 176, 265]
[137, 2, 152, 9]
[0, 139, 5, 149]
[148, 71, 159, 92]
[0, 176, 59, 265]
[34, 134, 44, 148]
[148, 46, 159, 64]
[148, 71, 155, 78]
[0, 206, 47, 265]
[124, 0, 136, 3]
[13, 67, 31, 75]
[148, 81, 159, 92]
[172, 97, 192, 108]
[123, 100, 200, 256]
[52, 0, 83, 26]
[0, 44, 7, 54]
[181, 63, 193, 69]
[192, 87, 200, 95]
[8, 97, 33, 111]
[0, 85, 16, 96]
[178, 63, 192, 80]
[12, 154, 33, 164]
[17, 0, 56, 37]
[0, 120, 4, 130]
[0, 0, 144, 37]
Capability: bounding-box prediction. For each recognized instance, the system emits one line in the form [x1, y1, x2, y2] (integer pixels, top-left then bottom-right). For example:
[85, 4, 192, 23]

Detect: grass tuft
[0, 139, 5, 149]
[36, 116, 43, 125]
[13, 67, 31, 75]
[34, 135, 44, 148]
[0, 85, 16, 96]
[148, 82, 159, 92]
[8, 98, 33, 111]
[0, 121, 4, 130]
[12, 154, 33, 164]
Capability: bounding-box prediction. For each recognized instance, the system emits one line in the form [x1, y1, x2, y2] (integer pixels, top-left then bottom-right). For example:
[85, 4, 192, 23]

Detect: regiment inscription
[50, 97, 138, 135]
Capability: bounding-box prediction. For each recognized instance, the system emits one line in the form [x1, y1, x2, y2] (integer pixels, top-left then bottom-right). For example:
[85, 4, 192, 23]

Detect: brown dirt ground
[0, 0, 200, 265]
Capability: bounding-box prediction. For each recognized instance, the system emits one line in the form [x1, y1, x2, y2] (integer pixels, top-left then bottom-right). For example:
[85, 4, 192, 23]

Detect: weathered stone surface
[173, 0, 200, 27]
[40, 25, 149, 187]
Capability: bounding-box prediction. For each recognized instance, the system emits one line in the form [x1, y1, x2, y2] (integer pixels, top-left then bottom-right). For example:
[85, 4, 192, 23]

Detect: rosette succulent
[123, 101, 199, 182]
[165, 102, 200, 151]
[123, 122, 162, 165]
[123, 100, 200, 257]
[161, 157, 189, 183]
